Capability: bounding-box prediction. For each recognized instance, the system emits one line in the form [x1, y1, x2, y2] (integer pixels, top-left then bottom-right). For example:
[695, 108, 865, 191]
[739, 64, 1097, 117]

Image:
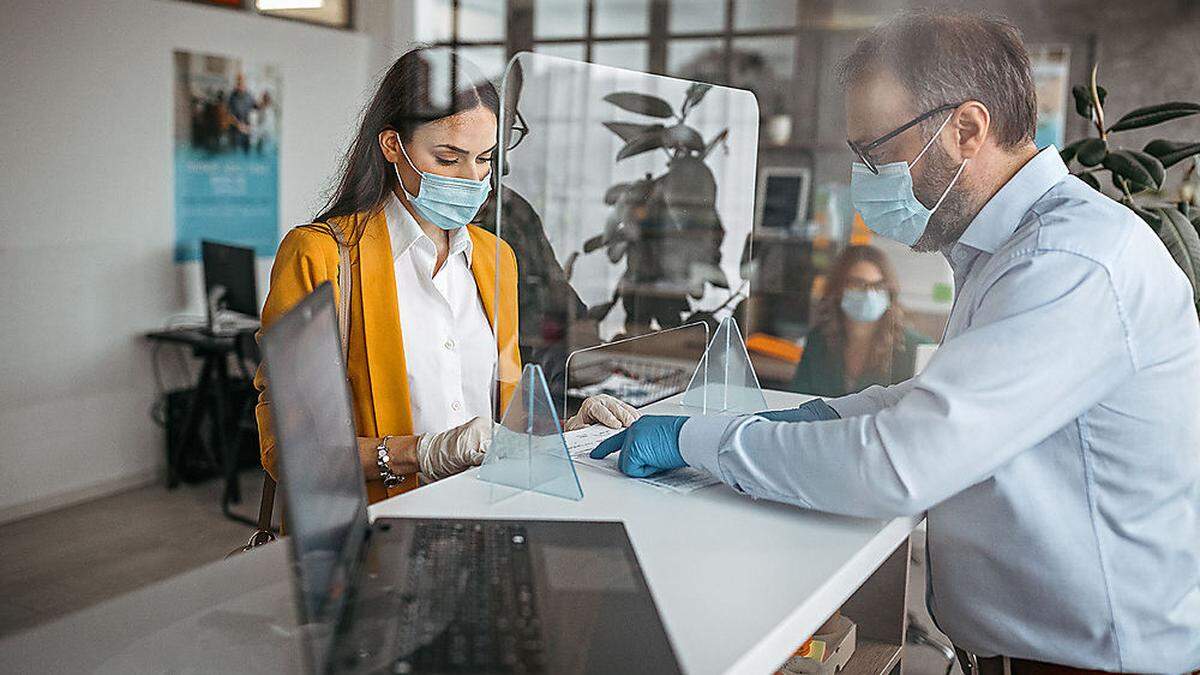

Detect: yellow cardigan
[253, 208, 521, 504]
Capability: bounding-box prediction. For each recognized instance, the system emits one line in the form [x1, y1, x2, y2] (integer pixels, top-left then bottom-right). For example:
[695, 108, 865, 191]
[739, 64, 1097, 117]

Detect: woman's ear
[378, 129, 402, 164]
[952, 101, 989, 161]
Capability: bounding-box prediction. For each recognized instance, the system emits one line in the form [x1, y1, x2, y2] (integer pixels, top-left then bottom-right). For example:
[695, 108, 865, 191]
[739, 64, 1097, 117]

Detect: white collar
[384, 193, 473, 266]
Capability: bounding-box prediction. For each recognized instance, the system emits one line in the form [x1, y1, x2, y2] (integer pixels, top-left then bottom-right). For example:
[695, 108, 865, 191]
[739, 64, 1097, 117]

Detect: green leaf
[604, 182, 631, 205]
[1060, 138, 1087, 164]
[603, 121, 664, 143]
[1152, 207, 1200, 306]
[1076, 138, 1107, 167]
[616, 128, 666, 160]
[1075, 171, 1101, 191]
[603, 92, 675, 118]
[1129, 150, 1166, 189]
[1143, 139, 1200, 168]
[1103, 150, 1156, 190]
[1131, 205, 1162, 227]
[1108, 102, 1200, 132]
[681, 83, 712, 117]
[1071, 84, 1107, 118]
[586, 300, 616, 321]
[664, 124, 705, 153]
[583, 234, 606, 253]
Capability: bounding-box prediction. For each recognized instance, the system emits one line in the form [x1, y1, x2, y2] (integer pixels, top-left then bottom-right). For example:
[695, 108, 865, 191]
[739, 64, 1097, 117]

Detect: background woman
[255, 48, 637, 504]
[790, 244, 928, 397]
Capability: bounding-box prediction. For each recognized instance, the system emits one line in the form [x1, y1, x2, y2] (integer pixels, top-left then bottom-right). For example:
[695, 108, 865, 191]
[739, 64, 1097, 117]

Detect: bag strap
[256, 472, 276, 531]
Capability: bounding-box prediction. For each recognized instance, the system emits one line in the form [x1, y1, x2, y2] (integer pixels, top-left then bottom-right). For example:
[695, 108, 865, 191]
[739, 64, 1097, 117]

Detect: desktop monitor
[201, 240, 259, 321]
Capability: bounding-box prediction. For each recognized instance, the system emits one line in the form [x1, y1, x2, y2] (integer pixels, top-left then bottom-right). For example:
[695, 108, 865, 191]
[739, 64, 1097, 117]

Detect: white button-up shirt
[385, 195, 496, 436]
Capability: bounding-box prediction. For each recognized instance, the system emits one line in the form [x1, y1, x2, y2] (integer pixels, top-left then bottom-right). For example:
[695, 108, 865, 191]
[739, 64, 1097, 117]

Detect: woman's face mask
[841, 288, 891, 323]
[850, 113, 967, 247]
[394, 133, 492, 231]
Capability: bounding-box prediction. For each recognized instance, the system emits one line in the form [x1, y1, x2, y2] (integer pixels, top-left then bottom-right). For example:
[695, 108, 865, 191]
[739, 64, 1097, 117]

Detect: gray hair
[838, 10, 1037, 149]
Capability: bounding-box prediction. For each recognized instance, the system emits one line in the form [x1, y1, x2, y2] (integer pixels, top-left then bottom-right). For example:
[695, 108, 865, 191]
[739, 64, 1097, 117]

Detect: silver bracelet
[375, 436, 405, 489]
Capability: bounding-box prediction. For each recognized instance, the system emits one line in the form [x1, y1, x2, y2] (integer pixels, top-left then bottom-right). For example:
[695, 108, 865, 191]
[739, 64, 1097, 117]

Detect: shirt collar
[956, 145, 1068, 254]
[384, 193, 474, 265]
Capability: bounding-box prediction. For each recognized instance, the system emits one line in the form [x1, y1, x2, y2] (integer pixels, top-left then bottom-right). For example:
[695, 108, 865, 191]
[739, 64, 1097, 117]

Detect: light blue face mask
[841, 288, 891, 323]
[394, 134, 492, 231]
[850, 114, 967, 247]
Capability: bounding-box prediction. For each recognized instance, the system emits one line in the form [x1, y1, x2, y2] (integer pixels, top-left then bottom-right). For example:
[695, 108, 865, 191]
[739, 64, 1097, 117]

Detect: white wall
[0, 0, 372, 522]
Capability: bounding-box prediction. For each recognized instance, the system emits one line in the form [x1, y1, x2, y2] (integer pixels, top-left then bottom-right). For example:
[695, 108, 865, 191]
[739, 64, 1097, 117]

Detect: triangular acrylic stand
[680, 316, 768, 414]
[478, 363, 584, 502]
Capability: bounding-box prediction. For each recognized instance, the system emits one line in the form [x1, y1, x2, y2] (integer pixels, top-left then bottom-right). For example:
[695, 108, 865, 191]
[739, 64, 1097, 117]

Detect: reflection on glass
[593, 40, 650, 72]
[730, 37, 795, 117]
[457, 46, 508, 81]
[485, 54, 760, 395]
[734, 0, 797, 30]
[668, 0, 725, 33]
[535, 42, 587, 62]
[534, 0, 587, 38]
[414, 0, 453, 42]
[595, 0, 650, 36]
[666, 38, 724, 80]
[459, 0, 506, 41]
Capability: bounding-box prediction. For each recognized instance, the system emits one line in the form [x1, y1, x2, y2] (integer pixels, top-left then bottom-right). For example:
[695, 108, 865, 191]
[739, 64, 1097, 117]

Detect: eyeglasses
[847, 102, 963, 174]
[844, 279, 888, 292]
[505, 109, 529, 151]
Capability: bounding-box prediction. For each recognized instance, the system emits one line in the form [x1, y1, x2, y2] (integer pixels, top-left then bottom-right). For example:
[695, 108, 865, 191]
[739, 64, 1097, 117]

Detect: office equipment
[202, 240, 260, 335]
[261, 284, 681, 674]
[756, 167, 812, 231]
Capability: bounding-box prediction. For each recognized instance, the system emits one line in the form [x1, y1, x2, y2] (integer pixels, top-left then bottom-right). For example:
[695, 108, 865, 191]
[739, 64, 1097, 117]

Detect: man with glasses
[592, 10, 1200, 674]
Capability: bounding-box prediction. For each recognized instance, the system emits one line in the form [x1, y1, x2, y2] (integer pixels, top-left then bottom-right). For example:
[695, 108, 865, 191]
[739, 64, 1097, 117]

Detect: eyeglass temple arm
[862, 102, 963, 153]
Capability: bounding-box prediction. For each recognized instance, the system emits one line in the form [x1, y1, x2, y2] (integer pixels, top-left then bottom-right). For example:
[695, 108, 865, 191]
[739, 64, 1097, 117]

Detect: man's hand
[754, 399, 840, 423]
[589, 415, 688, 477]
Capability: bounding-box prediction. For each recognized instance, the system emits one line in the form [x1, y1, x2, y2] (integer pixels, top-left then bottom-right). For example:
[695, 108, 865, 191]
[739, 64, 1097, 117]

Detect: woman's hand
[564, 394, 640, 431]
[416, 416, 492, 481]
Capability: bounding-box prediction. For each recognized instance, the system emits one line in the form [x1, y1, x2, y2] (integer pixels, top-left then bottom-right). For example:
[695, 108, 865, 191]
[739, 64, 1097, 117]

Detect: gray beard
[911, 142, 972, 253]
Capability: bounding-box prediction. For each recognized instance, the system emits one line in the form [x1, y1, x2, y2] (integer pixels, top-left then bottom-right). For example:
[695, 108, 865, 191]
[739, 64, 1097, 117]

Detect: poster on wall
[173, 50, 280, 261]
[1031, 45, 1070, 151]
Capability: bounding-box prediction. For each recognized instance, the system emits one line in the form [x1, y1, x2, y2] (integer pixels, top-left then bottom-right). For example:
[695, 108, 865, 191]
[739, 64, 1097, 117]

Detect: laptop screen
[259, 283, 368, 670]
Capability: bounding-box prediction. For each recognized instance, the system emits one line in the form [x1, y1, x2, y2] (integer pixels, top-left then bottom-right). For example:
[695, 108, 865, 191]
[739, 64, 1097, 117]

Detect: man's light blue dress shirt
[680, 148, 1200, 671]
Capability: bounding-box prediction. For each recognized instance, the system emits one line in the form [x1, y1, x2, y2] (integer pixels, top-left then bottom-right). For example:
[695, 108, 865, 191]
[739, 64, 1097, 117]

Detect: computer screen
[259, 283, 368, 671]
[201, 240, 259, 319]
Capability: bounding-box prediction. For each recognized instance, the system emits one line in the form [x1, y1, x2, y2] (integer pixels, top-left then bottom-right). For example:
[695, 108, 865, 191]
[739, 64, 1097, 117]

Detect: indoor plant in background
[1059, 65, 1200, 314]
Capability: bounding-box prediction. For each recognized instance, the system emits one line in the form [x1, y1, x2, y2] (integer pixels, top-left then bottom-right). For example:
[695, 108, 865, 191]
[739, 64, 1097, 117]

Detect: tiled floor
[0, 473, 957, 673]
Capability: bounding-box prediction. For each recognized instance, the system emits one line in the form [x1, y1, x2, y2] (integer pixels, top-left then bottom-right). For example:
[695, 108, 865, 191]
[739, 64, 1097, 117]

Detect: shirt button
[451, 401, 462, 411]
[444, 339, 456, 350]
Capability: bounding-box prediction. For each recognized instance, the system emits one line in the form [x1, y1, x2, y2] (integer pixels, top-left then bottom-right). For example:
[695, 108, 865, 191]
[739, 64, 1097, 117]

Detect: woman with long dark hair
[254, 48, 637, 504]
[790, 245, 928, 397]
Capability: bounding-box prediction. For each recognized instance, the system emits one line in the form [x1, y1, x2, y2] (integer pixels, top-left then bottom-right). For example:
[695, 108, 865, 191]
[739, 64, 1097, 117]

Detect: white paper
[562, 426, 720, 494]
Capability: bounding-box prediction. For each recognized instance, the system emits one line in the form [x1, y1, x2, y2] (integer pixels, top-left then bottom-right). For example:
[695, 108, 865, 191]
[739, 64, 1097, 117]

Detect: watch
[375, 436, 406, 489]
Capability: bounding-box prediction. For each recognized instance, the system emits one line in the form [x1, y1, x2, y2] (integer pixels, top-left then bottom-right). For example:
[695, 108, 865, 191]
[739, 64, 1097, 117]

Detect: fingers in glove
[590, 430, 626, 459]
[611, 400, 640, 427]
[588, 400, 623, 428]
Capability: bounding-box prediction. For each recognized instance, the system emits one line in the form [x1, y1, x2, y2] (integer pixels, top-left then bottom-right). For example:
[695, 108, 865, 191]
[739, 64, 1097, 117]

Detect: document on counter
[561, 425, 720, 494]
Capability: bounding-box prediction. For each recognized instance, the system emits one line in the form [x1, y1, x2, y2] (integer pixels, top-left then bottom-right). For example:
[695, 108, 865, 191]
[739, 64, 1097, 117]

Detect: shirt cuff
[679, 415, 738, 478]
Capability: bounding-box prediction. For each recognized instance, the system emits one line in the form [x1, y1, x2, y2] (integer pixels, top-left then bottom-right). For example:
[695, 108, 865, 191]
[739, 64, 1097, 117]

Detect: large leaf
[1143, 139, 1200, 168]
[1076, 138, 1107, 167]
[604, 182, 632, 205]
[680, 83, 712, 117]
[616, 128, 666, 160]
[583, 234, 606, 253]
[1108, 102, 1200, 132]
[1130, 150, 1166, 189]
[1074, 171, 1101, 191]
[664, 124, 705, 153]
[1060, 138, 1087, 164]
[1071, 84, 1107, 118]
[603, 92, 675, 118]
[1153, 207, 1200, 306]
[603, 121, 663, 143]
[1103, 150, 1157, 190]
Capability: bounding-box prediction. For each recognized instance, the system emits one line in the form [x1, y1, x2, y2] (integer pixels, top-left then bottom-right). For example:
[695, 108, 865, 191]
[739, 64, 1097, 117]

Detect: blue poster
[173, 50, 280, 261]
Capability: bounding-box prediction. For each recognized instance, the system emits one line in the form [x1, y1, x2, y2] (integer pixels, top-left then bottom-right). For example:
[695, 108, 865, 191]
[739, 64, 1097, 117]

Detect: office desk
[0, 389, 917, 675]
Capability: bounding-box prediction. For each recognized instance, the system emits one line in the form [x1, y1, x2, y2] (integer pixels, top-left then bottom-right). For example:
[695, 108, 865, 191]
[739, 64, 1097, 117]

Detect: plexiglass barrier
[680, 316, 767, 414]
[486, 52, 762, 401]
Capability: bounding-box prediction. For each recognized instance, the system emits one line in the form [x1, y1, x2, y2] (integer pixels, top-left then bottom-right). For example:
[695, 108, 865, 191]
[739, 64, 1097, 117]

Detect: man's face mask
[849, 111, 968, 247]
[394, 132, 492, 231]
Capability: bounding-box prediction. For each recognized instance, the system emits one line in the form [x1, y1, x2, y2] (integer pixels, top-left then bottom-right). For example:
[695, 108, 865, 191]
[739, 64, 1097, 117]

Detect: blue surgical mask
[394, 135, 492, 231]
[850, 114, 967, 247]
[841, 288, 891, 323]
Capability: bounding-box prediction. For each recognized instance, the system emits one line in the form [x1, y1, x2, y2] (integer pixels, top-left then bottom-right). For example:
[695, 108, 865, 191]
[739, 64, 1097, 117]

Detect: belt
[954, 648, 1113, 675]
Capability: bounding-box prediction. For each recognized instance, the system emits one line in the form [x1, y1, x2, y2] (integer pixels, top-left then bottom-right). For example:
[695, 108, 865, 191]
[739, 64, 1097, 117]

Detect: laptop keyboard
[391, 522, 544, 674]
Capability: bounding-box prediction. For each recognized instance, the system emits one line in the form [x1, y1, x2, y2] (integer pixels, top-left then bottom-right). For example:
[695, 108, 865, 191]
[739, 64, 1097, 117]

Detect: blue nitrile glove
[754, 398, 840, 423]
[590, 415, 689, 478]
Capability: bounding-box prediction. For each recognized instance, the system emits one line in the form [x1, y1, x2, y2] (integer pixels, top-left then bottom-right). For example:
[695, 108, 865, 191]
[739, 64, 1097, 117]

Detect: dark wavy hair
[811, 245, 908, 377]
[314, 46, 499, 244]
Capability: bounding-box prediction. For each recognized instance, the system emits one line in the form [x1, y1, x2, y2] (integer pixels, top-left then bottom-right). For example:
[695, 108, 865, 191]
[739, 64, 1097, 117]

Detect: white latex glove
[563, 394, 641, 431]
[416, 416, 492, 482]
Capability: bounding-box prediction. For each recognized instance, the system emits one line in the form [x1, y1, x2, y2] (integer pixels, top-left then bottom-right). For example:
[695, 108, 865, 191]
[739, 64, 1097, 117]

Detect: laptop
[201, 240, 260, 336]
[260, 283, 682, 675]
